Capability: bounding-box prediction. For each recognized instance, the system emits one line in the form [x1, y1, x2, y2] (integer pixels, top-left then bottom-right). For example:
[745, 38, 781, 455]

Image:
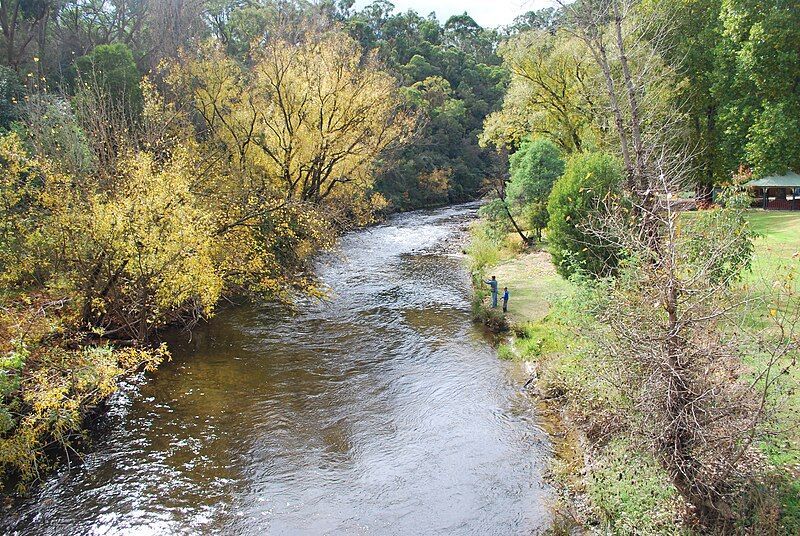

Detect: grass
[465, 220, 524, 332]
[741, 212, 800, 486]
[747, 209, 800, 535]
[746, 210, 800, 290]
[490, 250, 572, 323]
[588, 439, 686, 535]
[747, 211, 800, 261]
[464, 220, 521, 276]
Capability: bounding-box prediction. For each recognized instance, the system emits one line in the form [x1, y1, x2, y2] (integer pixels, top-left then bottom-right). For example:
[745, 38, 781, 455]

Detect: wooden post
[763, 189, 768, 209]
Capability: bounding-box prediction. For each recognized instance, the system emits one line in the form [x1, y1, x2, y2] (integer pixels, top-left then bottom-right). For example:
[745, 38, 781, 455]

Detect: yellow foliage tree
[481, 30, 602, 152]
[172, 31, 412, 215]
[40, 145, 222, 340]
[0, 133, 43, 286]
[0, 26, 413, 492]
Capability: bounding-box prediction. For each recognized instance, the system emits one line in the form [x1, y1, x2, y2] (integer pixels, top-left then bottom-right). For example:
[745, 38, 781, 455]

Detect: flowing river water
[3, 204, 554, 535]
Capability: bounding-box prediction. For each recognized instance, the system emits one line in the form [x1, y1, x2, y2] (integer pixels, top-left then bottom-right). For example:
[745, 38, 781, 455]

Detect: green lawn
[746, 210, 800, 286]
[742, 212, 800, 485]
[489, 210, 800, 323]
[746, 210, 800, 246]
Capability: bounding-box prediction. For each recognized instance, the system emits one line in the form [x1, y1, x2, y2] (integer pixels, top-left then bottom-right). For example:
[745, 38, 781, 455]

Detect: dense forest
[1, 0, 799, 533]
[0, 0, 513, 209]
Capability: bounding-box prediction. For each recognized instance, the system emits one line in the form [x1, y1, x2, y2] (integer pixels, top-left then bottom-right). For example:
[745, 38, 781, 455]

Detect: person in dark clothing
[502, 287, 509, 312]
[483, 275, 499, 308]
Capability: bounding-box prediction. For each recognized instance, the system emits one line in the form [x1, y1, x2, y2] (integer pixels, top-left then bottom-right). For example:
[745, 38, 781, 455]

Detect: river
[2, 204, 553, 535]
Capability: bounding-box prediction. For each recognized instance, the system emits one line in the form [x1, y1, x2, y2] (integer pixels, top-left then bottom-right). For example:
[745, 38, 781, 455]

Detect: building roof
[746, 171, 800, 188]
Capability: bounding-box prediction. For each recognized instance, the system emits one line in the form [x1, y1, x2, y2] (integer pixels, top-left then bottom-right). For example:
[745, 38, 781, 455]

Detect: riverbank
[467, 211, 800, 534]
[0, 292, 168, 495]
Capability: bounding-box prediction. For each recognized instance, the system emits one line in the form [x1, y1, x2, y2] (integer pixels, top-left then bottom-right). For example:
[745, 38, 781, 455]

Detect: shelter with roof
[746, 172, 800, 210]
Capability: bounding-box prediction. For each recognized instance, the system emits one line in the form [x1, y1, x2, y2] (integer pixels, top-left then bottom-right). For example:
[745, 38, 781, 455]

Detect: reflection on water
[3, 204, 553, 535]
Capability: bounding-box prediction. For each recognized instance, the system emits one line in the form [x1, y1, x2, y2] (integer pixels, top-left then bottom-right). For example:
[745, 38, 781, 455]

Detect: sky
[352, 0, 559, 29]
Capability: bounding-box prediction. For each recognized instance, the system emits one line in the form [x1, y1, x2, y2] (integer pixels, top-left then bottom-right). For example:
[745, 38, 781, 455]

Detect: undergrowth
[506, 283, 798, 534]
[0, 291, 166, 494]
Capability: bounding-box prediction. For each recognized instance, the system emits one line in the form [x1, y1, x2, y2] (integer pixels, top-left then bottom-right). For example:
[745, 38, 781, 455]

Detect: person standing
[484, 275, 499, 308]
[502, 287, 509, 313]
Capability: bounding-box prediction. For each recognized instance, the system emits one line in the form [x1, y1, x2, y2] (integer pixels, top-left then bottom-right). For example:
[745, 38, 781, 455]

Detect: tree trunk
[695, 182, 713, 208]
[612, 0, 646, 192]
[661, 272, 732, 526]
[504, 204, 532, 246]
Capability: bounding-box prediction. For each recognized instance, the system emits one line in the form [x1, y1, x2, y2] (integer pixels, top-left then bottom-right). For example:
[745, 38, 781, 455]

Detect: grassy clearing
[745, 211, 800, 297]
[465, 220, 523, 331]
[587, 440, 686, 535]
[740, 212, 800, 533]
[491, 250, 572, 323]
[738, 212, 800, 479]
[466, 220, 571, 330]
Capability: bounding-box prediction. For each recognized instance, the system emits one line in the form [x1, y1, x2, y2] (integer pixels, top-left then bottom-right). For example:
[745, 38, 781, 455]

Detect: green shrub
[730, 470, 800, 535]
[547, 152, 624, 278]
[471, 292, 509, 332]
[72, 43, 143, 118]
[465, 220, 505, 275]
[681, 188, 755, 285]
[496, 343, 515, 360]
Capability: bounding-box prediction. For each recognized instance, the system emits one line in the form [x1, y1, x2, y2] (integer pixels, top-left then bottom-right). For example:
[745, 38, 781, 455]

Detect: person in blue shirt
[483, 275, 499, 308]
[502, 287, 509, 313]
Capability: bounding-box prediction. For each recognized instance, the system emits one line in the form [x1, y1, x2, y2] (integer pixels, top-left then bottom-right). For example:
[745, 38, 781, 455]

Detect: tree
[546, 151, 622, 277]
[204, 0, 276, 57]
[559, 1, 799, 525]
[0, 0, 53, 69]
[53, 147, 225, 341]
[714, 0, 800, 177]
[53, 1, 148, 55]
[562, 0, 685, 202]
[143, 0, 207, 66]
[480, 29, 600, 153]
[348, 2, 505, 210]
[0, 64, 22, 128]
[506, 138, 565, 241]
[481, 137, 565, 245]
[505, 7, 563, 35]
[176, 30, 412, 217]
[73, 42, 143, 116]
[642, 0, 724, 201]
[443, 13, 483, 56]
